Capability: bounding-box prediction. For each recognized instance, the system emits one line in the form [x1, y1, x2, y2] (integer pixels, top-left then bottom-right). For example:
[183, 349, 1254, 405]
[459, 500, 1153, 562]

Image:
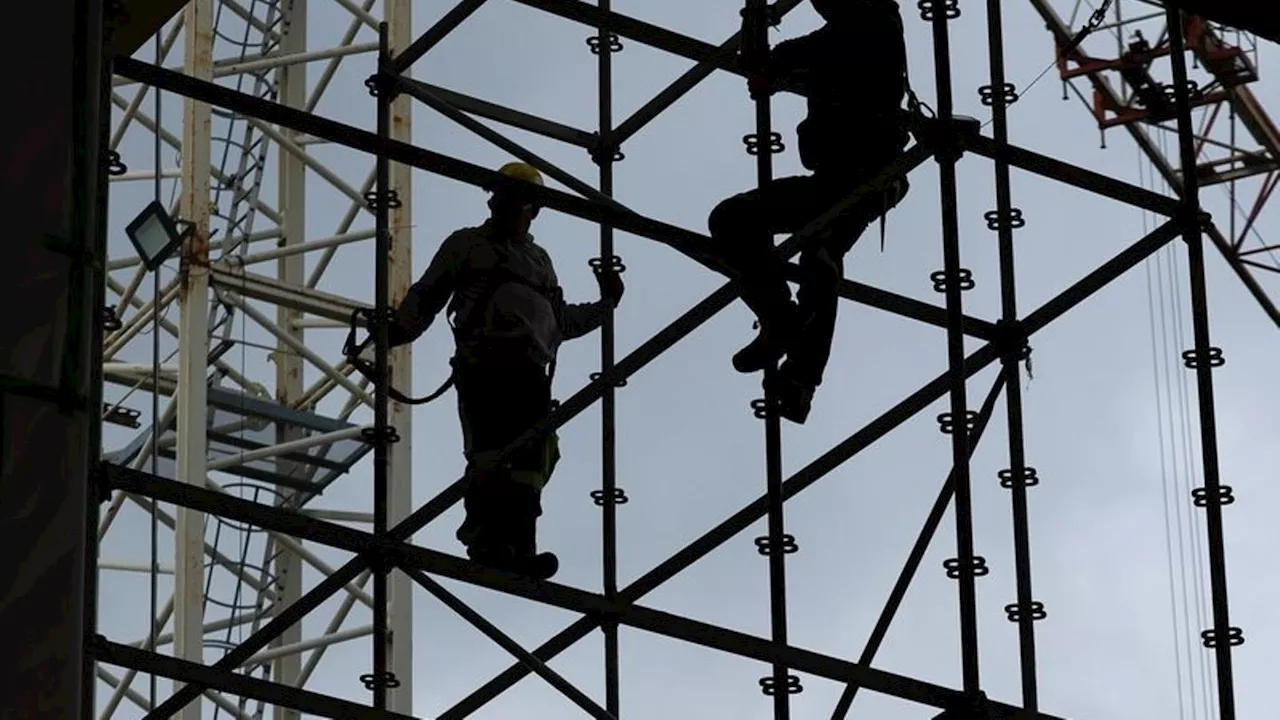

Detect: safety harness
[343, 245, 565, 405]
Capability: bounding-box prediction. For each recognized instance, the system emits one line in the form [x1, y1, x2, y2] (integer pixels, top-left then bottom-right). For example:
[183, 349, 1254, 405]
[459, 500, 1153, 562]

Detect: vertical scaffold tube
[1166, 11, 1238, 720]
[594, 2, 623, 715]
[371, 22, 393, 713]
[743, 3, 792, 718]
[983, 0, 1040, 709]
[83, 4, 110, 714]
[925, 0, 982, 696]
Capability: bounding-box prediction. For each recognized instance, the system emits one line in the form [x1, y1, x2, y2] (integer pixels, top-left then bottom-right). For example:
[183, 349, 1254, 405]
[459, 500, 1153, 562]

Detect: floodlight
[126, 200, 191, 271]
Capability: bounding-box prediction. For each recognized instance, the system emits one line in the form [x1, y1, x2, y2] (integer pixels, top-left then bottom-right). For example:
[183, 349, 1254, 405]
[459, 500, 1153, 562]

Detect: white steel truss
[100, 1, 412, 717]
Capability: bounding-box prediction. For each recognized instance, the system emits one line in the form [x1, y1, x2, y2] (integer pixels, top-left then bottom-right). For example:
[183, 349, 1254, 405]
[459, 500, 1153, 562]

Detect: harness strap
[344, 248, 565, 406]
[448, 263, 564, 341]
[343, 308, 456, 406]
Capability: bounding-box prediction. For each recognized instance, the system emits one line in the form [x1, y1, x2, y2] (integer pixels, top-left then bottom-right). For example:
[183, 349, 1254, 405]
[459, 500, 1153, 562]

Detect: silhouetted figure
[358, 162, 624, 579]
[708, 0, 912, 423]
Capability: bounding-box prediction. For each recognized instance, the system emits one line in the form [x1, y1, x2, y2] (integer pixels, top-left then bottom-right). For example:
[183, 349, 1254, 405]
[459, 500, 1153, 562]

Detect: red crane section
[1027, 0, 1280, 327]
[1053, 12, 1278, 188]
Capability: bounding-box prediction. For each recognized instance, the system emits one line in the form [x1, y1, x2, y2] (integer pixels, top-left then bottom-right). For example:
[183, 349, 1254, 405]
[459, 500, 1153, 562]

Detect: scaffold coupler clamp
[994, 318, 1033, 379]
[360, 670, 401, 691]
[1175, 206, 1214, 242]
[737, 1, 783, 29]
[737, 1, 779, 95]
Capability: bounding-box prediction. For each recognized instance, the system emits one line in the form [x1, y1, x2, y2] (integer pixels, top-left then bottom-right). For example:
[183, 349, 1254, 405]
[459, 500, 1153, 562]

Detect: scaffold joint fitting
[917, 0, 960, 22]
[101, 306, 123, 332]
[364, 189, 403, 212]
[361, 425, 401, 445]
[751, 397, 775, 419]
[759, 674, 803, 696]
[1192, 484, 1235, 507]
[587, 33, 624, 55]
[589, 138, 626, 165]
[931, 268, 975, 293]
[978, 83, 1019, 108]
[1181, 346, 1225, 369]
[754, 534, 798, 556]
[363, 72, 398, 99]
[983, 207, 1025, 232]
[591, 488, 629, 506]
[1004, 600, 1047, 623]
[1201, 626, 1244, 648]
[589, 254, 626, 275]
[360, 671, 401, 690]
[944, 556, 989, 579]
[937, 411, 978, 435]
[998, 466, 1040, 490]
[1174, 205, 1213, 236]
[993, 319, 1032, 365]
[589, 371, 628, 388]
[104, 149, 127, 177]
[743, 132, 785, 156]
[918, 115, 979, 163]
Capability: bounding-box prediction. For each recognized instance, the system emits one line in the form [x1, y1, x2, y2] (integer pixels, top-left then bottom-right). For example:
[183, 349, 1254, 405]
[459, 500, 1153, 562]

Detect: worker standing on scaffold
[708, 0, 912, 424]
[354, 162, 624, 580]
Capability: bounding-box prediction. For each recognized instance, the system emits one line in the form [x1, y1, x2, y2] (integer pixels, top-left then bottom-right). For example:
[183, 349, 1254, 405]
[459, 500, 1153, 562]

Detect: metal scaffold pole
[743, 2, 795, 717]
[982, 0, 1043, 710]
[923, 0, 984, 699]
[87, 15, 112, 716]
[592, 0, 625, 714]
[1166, 9, 1240, 720]
[369, 20, 397, 713]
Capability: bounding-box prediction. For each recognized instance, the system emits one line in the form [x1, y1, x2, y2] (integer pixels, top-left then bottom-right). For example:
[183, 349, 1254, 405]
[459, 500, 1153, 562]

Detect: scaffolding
[83, 1, 1270, 718]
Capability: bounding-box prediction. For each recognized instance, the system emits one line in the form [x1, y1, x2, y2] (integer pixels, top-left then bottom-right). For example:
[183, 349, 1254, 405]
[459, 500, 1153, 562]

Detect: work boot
[733, 300, 800, 374]
[456, 466, 496, 547]
[769, 363, 816, 425]
[467, 542, 515, 569]
[467, 543, 560, 580]
[464, 483, 559, 581]
[512, 551, 560, 581]
[508, 485, 560, 581]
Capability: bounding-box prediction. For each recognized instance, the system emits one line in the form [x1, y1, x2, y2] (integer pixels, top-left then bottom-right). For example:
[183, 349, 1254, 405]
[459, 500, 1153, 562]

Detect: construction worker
[366, 161, 624, 579]
[707, 0, 912, 423]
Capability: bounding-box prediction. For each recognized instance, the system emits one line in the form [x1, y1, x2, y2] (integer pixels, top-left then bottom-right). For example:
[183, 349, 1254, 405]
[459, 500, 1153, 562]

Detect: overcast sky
[98, 1, 1280, 719]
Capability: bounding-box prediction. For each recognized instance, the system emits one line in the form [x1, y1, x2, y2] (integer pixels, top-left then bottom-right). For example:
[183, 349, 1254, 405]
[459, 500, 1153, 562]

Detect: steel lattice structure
[79, 1, 1277, 719]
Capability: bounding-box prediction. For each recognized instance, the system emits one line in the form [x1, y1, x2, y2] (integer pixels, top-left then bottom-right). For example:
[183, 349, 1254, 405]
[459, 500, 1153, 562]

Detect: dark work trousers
[708, 168, 908, 388]
[451, 353, 553, 556]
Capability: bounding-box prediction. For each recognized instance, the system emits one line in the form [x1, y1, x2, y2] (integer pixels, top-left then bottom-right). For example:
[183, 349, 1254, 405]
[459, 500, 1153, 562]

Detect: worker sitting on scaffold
[707, 0, 913, 424]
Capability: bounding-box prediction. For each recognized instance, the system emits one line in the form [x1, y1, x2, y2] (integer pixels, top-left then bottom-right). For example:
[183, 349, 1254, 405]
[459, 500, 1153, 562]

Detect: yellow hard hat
[496, 161, 544, 187]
